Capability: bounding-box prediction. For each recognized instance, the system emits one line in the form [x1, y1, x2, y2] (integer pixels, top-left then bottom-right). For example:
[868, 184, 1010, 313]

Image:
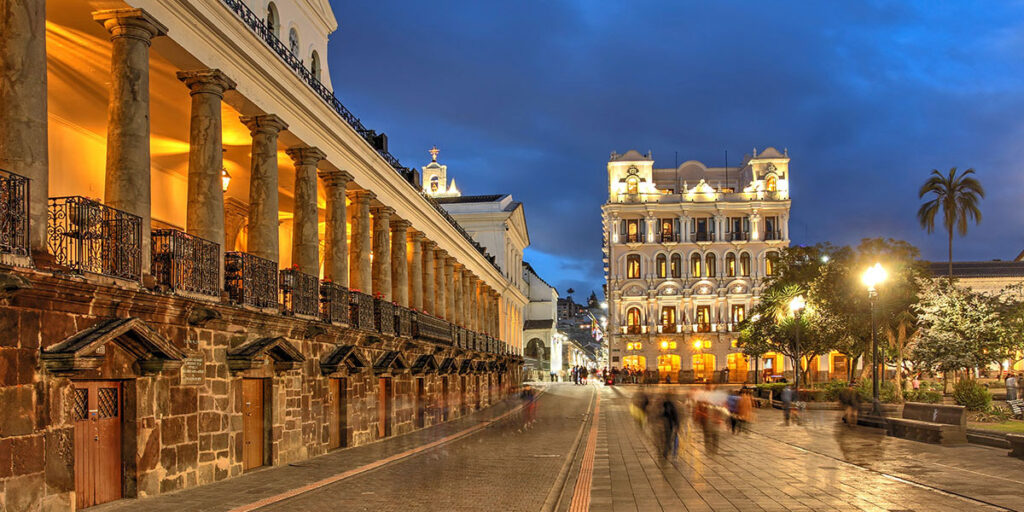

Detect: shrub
[821, 380, 850, 401]
[953, 378, 991, 411]
[971, 403, 1011, 423]
[904, 389, 942, 404]
[855, 379, 898, 403]
[754, 382, 788, 399]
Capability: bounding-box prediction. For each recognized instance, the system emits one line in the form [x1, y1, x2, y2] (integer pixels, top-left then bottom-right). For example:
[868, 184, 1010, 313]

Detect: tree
[911, 280, 1007, 377]
[917, 167, 985, 280]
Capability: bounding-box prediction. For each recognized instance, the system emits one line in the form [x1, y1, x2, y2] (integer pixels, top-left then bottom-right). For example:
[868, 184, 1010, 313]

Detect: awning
[227, 336, 305, 373]
[410, 354, 439, 374]
[41, 317, 185, 376]
[320, 345, 368, 375]
[475, 361, 489, 373]
[373, 350, 409, 374]
[458, 359, 475, 375]
[438, 357, 458, 375]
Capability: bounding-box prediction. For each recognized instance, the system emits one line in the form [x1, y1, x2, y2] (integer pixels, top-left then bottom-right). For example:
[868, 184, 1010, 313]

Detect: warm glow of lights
[221, 168, 231, 192]
[862, 263, 887, 290]
[693, 340, 702, 350]
[789, 295, 806, 315]
[660, 341, 669, 350]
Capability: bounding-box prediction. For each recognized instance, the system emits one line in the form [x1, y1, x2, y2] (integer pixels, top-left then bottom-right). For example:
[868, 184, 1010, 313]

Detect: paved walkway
[593, 386, 1024, 511]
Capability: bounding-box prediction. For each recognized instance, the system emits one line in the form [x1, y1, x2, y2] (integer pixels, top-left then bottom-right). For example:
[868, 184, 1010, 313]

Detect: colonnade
[0, 4, 504, 337]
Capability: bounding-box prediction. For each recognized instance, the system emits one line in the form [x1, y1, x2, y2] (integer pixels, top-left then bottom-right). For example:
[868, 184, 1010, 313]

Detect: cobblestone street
[91, 383, 1024, 511]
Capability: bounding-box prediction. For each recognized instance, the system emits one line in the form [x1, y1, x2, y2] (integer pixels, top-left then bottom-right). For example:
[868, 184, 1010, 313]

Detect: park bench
[1007, 399, 1023, 419]
[1008, 434, 1024, 460]
[885, 402, 967, 445]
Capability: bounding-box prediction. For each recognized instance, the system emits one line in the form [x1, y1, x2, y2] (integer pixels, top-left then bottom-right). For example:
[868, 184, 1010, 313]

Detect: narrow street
[92, 383, 1024, 512]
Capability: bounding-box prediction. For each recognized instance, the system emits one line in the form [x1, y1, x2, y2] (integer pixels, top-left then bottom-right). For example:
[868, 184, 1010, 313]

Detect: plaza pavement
[91, 383, 1024, 511]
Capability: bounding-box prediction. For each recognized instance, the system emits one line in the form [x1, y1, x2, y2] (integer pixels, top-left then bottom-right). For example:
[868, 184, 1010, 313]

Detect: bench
[885, 402, 967, 445]
[1008, 434, 1024, 460]
[1008, 399, 1023, 419]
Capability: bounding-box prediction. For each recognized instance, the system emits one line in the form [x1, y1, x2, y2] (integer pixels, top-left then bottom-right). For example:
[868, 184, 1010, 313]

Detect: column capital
[93, 8, 167, 43]
[240, 114, 288, 136]
[286, 145, 326, 166]
[434, 248, 448, 259]
[423, 239, 438, 250]
[407, 230, 424, 243]
[176, 69, 236, 97]
[444, 256, 456, 268]
[462, 268, 474, 278]
[348, 189, 376, 203]
[370, 205, 395, 218]
[317, 169, 353, 188]
[390, 219, 412, 232]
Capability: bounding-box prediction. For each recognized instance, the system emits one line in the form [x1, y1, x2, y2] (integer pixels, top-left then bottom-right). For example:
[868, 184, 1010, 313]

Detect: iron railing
[224, 251, 278, 308]
[691, 232, 713, 242]
[374, 298, 395, 335]
[729, 232, 750, 241]
[394, 306, 412, 337]
[47, 196, 141, 281]
[416, 312, 453, 344]
[659, 233, 680, 243]
[152, 229, 221, 298]
[0, 169, 29, 258]
[320, 281, 350, 325]
[348, 292, 375, 330]
[763, 230, 783, 241]
[280, 268, 319, 317]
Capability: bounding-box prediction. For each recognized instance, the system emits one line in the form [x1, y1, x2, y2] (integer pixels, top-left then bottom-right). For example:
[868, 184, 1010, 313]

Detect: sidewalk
[93, 393, 528, 512]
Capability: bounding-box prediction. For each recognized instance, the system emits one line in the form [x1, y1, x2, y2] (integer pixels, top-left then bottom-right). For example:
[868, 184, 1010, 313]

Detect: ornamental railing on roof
[221, 0, 502, 275]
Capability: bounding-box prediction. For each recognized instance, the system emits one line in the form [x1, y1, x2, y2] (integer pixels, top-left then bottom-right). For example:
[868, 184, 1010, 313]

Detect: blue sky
[325, 1, 1024, 297]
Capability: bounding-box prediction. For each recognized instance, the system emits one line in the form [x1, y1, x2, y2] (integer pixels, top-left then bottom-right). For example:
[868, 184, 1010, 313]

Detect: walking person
[1007, 373, 1018, 402]
[659, 395, 680, 459]
[781, 384, 795, 426]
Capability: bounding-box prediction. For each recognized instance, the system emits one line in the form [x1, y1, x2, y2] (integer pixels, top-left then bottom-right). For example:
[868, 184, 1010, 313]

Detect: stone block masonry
[0, 266, 518, 512]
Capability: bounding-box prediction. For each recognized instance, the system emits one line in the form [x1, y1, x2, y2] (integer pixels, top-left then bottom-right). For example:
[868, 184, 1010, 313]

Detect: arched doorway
[622, 355, 646, 370]
[692, 354, 715, 382]
[726, 353, 748, 383]
[657, 354, 681, 381]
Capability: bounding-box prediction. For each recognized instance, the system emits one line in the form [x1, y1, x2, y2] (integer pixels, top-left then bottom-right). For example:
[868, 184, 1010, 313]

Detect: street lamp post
[789, 295, 806, 392]
[862, 263, 887, 417]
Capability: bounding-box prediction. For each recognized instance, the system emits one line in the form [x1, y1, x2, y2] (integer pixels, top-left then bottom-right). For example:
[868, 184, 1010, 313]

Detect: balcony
[224, 251, 278, 309]
[659, 233, 680, 243]
[348, 291, 375, 331]
[48, 196, 141, 281]
[729, 232, 750, 242]
[623, 325, 646, 335]
[374, 297, 395, 335]
[658, 324, 680, 334]
[624, 234, 641, 244]
[394, 305, 412, 337]
[280, 268, 319, 317]
[0, 169, 29, 259]
[695, 323, 712, 333]
[415, 312, 454, 344]
[151, 229, 220, 299]
[319, 282, 350, 325]
[763, 230, 783, 241]
[691, 232, 713, 242]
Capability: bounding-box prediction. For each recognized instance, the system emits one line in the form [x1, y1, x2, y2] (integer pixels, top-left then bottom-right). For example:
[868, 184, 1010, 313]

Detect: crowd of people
[631, 384, 756, 458]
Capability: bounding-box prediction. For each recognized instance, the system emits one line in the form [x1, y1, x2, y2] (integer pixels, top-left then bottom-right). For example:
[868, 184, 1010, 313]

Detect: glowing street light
[862, 263, 887, 416]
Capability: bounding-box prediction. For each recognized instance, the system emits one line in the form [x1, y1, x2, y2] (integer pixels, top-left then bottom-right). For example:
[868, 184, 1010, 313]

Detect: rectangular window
[696, 306, 711, 332]
[625, 219, 641, 243]
[764, 216, 779, 240]
[660, 306, 676, 326]
[731, 305, 745, 324]
[660, 219, 673, 242]
[626, 255, 641, 279]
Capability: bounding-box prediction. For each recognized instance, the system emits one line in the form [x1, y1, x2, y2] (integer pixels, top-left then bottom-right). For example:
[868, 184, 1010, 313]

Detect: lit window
[766, 175, 778, 192]
[656, 254, 667, 278]
[731, 339, 738, 348]
[703, 340, 712, 349]
[635, 343, 642, 350]
[626, 255, 641, 279]
[626, 176, 639, 195]
[626, 343, 634, 351]
[669, 341, 677, 349]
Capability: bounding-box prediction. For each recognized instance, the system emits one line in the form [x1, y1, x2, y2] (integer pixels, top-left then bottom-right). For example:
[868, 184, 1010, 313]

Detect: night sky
[325, 1, 1024, 298]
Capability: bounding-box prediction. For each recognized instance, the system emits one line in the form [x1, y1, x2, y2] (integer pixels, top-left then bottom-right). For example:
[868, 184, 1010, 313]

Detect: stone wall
[0, 266, 517, 512]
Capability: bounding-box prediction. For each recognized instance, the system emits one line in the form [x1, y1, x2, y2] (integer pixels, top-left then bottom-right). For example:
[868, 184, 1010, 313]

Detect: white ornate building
[602, 148, 792, 383]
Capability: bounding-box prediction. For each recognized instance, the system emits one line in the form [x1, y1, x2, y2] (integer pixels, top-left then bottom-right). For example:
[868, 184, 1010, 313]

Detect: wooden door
[242, 379, 264, 470]
[377, 377, 392, 438]
[460, 376, 467, 414]
[328, 378, 347, 449]
[441, 377, 449, 421]
[475, 376, 481, 409]
[415, 378, 426, 428]
[73, 381, 123, 509]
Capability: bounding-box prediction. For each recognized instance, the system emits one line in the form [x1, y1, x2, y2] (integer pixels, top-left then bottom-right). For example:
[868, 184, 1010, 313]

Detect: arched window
[626, 176, 638, 195]
[766, 175, 778, 192]
[690, 254, 701, 277]
[726, 253, 736, 277]
[670, 254, 682, 278]
[310, 50, 321, 81]
[266, 2, 280, 37]
[626, 255, 641, 279]
[705, 253, 716, 277]
[288, 27, 299, 55]
[656, 254, 667, 278]
[765, 251, 779, 276]
[626, 307, 643, 334]
[429, 176, 440, 192]
[740, 252, 751, 277]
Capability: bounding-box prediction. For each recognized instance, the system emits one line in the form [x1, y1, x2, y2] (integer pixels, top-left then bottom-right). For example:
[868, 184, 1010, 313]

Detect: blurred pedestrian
[695, 384, 722, 454]
[659, 395, 680, 458]
[736, 388, 754, 433]
[838, 382, 859, 427]
[1006, 373, 1018, 401]
[781, 385, 795, 426]
[727, 391, 741, 434]
[519, 385, 537, 430]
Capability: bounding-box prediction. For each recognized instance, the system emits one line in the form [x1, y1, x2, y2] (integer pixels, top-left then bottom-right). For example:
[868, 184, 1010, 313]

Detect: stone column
[371, 206, 393, 300]
[408, 231, 424, 310]
[318, 170, 352, 286]
[434, 249, 447, 319]
[452, 266, 462, 326]
[444, 257, 456, 322]
[348, 190, 374, 293]
[462, 270, 473, 330]
[0, 0, 48, 254]
[94, 8, 167, 273]
[468, 276, 480, 332]
[177, 69, 234, 289]
[422, 241, 436, 314]
[285, 146, 324, 275]
[239, 114, 287, 264]
[390, 219, 411, 307]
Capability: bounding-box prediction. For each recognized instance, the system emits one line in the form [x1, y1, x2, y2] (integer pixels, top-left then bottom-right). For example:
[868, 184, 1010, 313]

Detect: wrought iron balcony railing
[280, 268, 319, 317]
[348, 291, 375, 331]
[415, 312, 454, 345]
[729, 232, 750, 241]
[763, 230, 783, 241]
[224, 251, 278, 308]
[151, 229, 221, 299]
[394, 306, 412, 337]
[659, 233, 680, 243]
[696, 323, 712, 333]
[691, 232, 713, 242]
[48, 196, 141, 281]
[374, 298, 395, 335]
[0, 169, 29, 258]
[319, 281, 350, 325]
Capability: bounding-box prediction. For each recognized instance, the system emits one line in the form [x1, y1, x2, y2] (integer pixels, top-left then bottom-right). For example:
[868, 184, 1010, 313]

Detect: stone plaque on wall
[181, 355, 205, 386]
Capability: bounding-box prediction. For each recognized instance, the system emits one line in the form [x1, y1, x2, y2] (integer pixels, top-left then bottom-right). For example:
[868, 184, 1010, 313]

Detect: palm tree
[917, 167, 985, 279]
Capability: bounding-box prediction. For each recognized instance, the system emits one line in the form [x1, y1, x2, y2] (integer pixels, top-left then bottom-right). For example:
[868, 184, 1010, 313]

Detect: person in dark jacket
[659, 396, 680, 458]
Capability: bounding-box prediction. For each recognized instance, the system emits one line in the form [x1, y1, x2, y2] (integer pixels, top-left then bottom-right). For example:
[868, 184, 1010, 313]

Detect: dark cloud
[326, 1, 1024, 295]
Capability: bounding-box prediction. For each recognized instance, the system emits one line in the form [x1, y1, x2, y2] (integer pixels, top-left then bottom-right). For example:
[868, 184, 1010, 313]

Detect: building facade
[0, 1, 523, 510]
[602, 148, 792, 383]
[522, 263, 558, 380]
